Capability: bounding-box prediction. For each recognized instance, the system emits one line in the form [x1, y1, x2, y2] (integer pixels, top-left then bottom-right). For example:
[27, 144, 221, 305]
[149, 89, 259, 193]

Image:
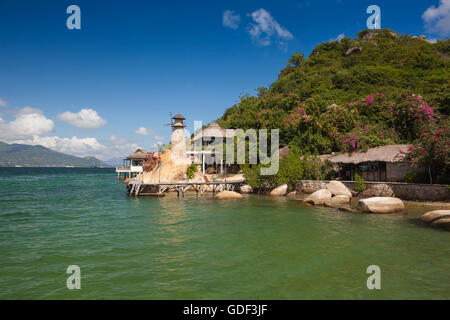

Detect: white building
[116, 148, 147, 180]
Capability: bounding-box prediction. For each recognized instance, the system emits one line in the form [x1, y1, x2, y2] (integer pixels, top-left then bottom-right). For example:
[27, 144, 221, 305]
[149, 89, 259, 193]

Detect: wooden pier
[127, 180, 245, 197]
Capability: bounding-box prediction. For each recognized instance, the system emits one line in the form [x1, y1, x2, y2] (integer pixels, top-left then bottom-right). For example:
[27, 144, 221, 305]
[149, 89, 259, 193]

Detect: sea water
[0, 168, 448, 299]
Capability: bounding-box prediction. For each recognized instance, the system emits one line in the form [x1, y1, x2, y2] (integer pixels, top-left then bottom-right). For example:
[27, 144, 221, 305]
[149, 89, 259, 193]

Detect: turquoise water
[0, 168, 449, 299]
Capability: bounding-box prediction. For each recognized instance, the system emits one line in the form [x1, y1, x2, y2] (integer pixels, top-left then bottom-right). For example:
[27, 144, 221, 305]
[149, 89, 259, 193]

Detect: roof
[328, 144, 410, 164]
[126, 149, 148, 160]
[172, 114, 185, 120]
[193, 122, 235, 140]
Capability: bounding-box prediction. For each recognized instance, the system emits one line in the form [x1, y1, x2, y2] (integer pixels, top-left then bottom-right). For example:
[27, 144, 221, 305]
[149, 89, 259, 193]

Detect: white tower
[170, 114, 187, 162]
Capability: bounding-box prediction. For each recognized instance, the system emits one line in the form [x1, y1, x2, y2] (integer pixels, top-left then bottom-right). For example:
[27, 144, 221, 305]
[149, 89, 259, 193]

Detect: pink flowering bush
[399, 120, 449, 184]
[338, 123, 397, 152]
[387, 93, 437, 141]
[284, 106, 312, 127]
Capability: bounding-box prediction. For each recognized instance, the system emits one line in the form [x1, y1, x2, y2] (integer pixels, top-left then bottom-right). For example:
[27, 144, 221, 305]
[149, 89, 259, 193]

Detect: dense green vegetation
[217, 29, 449, 183]
[354, 173, 366, 192]
[242, 152, 334, 190]
[0, 141, 106, 167]
[186, 163, 198, 180]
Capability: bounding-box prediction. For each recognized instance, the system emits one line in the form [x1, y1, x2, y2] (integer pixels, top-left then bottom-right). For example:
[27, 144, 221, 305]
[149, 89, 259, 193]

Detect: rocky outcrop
[143, 150, 191, 184]
[327, 181, 352, 198]
[420, 210, 450, 231]
[357, 197, 405, 213]
[270, 184, 288, 196]
[412, 35, 433, 44]
[361, 184, 394, 198]
[324, 195, 350, 207]
[304, 189, 332, 205]
[215, 191, 243, 200]
[345, 46, 362, 56]
[287, 191, 297, 196]
[240, 184, 253, 194]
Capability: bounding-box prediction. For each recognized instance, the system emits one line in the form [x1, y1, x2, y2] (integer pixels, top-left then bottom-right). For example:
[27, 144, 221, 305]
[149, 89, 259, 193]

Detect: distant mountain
[104, 157, 124, 166]
[0, 141, 107, 167]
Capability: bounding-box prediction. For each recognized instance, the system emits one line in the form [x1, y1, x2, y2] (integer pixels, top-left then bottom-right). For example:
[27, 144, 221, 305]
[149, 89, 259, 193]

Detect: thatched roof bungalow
[328, 144, 421, 182]
[193, 122, 235, 146]
[126, 149, 148, 160]
[328, 144, 409, 164]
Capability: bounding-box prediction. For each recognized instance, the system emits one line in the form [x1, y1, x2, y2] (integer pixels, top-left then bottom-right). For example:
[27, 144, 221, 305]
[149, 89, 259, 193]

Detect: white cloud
[0, 98, 7, 107]
[135, 126, 165, 142]
[16, 136, 106, 157]
[0, 107, 54, 141]
[330, 33, 345, 42]
[247, 8, 293, 47]
[136, 127, 150, 135]
[223, 10, 241, 29]
[106, 135, 141, 160]
[0, 107, 104, 157]
[57, 108, 107, 129]
[422, 0, 450, 36]
[109, 135, 128, 145]
[0, 106, 144, 160]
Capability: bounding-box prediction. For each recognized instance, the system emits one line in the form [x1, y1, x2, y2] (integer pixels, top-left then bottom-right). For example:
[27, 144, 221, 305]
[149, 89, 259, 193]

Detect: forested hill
[0, 141, 106, 167]
[217, 29, 449, 155]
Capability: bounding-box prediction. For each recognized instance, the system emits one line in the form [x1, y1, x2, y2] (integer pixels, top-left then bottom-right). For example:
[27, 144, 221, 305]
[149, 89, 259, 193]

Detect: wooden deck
[127, 180, 245, 197]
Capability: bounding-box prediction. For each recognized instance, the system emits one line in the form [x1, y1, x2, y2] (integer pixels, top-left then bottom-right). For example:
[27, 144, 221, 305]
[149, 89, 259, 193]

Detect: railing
[116, 166, 143, 172]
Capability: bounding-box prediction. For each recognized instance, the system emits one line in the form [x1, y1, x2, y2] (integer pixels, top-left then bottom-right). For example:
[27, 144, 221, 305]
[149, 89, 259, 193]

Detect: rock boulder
[357, 197, 405, 213]
[240, 184, 253, 194]
[431, 218, 450, 230]
[419, 210, 450, 223]
[215, 191, 243, 200]
[327, 181, 352, 198]
[270, 184, 288, 196]
[362, 184, 394, 198]
[304, 189, 332, 205]
[325, 195, 350, 207]
[345, 46, 362, 56]
[420, 210, 450, 231]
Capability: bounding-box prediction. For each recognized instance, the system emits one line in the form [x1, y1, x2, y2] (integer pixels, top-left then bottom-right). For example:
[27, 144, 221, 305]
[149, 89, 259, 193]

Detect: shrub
[403, 172, 417, 183]
[354, 173, 366, 192]
[186, 164, 198, 180]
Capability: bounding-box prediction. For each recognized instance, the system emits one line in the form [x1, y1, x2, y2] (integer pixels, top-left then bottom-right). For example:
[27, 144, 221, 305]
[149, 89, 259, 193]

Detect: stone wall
[386, 162, 425, 182]
[297, 180, 449, 202]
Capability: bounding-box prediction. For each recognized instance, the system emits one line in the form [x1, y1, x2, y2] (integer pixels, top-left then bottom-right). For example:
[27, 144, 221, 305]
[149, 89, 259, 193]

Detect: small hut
[328, 144, 422, 182]
[116, 148, 148, 180]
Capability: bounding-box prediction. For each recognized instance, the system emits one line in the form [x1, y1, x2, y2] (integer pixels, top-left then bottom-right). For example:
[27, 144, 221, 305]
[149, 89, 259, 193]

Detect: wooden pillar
[202, 153, 205, 174]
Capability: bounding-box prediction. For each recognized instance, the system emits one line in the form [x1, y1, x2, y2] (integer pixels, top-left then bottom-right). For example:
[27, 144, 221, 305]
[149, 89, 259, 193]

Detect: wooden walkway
[127, 180, 245, 197]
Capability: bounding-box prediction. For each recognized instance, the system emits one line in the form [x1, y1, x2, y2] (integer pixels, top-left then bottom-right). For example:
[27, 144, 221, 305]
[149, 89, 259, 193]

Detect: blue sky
[0, 0, 448, 160]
